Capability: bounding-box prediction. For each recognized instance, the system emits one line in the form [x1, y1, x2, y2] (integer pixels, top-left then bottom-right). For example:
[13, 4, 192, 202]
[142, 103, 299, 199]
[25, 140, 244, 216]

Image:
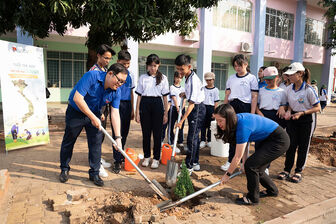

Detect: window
[305, 18, 325, 46]
[265, 8, 294, 40]
[211, 63, 229, 90]
[213, 0, 252, 32]
[138, 57, 176, 85]
[46, 51, 88, 88]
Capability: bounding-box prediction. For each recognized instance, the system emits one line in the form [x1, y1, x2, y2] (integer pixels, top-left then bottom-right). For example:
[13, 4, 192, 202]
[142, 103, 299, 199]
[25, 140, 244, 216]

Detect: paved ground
[0, 103, 335, 224]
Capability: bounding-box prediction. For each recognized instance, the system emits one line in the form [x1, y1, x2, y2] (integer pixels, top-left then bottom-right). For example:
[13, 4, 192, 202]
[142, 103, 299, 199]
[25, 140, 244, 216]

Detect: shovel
[165, 98, 184, 187]
[158, 171, 242, 212]
[100, 126, 170, 200]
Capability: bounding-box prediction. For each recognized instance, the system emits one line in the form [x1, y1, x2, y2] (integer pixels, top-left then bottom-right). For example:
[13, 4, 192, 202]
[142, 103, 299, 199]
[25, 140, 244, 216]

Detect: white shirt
[286, 82, 319, 112]
[129, 71, 136, 89]
[226, 73, 259, 103]
[135, 73, 169, 97]
[320, 89, 327, 101]
[279, 82, 288, 90]
[170, 85, 185, 107]
[203, 87, 220, 106]
[185, 71, 205, 104]
[258, 87, 287, 110]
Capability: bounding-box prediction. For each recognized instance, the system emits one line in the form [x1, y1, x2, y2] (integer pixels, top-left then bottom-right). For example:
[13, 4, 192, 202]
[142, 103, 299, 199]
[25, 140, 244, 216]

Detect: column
[250, 0, 266, 76]
[197, 8, 212, 83]
[16, 26, 33, 45]
[127, 38, 139, 109]
[293, 0, 306, 63]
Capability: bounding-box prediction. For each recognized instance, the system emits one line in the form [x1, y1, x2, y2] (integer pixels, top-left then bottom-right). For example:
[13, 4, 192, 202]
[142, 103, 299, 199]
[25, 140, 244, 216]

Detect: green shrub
[174, 160, 194, 199]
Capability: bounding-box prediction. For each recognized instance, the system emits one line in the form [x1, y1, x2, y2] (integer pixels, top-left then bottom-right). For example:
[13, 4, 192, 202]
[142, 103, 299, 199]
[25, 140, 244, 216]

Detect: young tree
[319, 1, 336, 51]
[0, 0, 219, 68]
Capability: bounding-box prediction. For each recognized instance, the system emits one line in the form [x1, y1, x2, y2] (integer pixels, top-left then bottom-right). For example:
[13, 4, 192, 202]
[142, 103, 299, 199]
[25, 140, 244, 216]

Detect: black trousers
[320, 101, 327, 110]
[167, 106, 185, 145]
[185, 103, 206, 168]
[260, 109, 287, 129]
[200, 104, 215, 142]
[111, 100, 132, 164]
[228, 99, 251, 163]
[245, 126, 289, 203]
[284, 113, 314, 174]
[60, 105, 102, 176]
[140, 97, 164, 160]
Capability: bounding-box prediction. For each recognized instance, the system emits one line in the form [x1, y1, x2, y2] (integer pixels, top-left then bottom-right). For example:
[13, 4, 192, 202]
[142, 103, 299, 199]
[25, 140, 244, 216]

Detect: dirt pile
[310, 137, 336, 167]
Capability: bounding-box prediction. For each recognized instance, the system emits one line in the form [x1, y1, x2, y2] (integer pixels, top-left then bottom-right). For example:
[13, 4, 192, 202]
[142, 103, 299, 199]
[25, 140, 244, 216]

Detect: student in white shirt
[200, 72, 219, 149]
[319, 85, 328, 113]
[135, 54, 170, 169]
[278, 62, 321, 183]
[221, 54, 259, 171]
[175, 54, 205, 172]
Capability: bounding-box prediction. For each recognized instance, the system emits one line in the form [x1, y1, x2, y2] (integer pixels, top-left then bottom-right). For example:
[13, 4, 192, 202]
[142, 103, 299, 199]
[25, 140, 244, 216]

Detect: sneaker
[99, 165, 108, 178]
[187, 168, 194, 175]
[220, 161, 231, 171]
[193, 163, 200, 171]
[175, 147, 181, 154]
[151, 159, 160, 169]
[101, 158, 111, 168]
[113, 163, 121, 174]
[142, 157, 151, 167]
[59, 170, 69, 183]
[206, 142, 211, 148]
[178, 143, 184, 148]
[200, 141, 206, 149]
[265, 168, 269, 175]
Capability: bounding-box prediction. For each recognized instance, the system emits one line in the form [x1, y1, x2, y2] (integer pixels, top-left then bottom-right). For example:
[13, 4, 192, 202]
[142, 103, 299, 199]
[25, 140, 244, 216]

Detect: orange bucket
[124, 148, 140, 172]
[161, 143, 175, 165]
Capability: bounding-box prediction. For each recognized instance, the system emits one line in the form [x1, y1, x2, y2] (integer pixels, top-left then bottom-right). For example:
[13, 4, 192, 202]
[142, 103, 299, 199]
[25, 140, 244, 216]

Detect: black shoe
[259, 190, 278, 198]
[113, 163, 121, 174]
[89, 175, 104, 187]
[235, 196, 258, 205]
[59, 170, 69, 183]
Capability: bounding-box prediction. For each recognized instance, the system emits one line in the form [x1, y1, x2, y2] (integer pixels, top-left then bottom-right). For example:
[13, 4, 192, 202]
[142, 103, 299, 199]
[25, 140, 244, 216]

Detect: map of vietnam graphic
[12, 79, 34, 123]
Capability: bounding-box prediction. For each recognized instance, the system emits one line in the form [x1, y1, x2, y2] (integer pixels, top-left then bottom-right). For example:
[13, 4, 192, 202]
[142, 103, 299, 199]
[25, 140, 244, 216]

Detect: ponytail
[303, 68, 311, 84]
[155, 71, 163, 86]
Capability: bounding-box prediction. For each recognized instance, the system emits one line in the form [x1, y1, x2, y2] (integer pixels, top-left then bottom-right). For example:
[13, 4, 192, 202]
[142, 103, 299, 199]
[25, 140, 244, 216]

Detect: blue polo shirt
[236, 113, 278, 144]
[68, 70, 121, 114]
[119, 71, 133, 101]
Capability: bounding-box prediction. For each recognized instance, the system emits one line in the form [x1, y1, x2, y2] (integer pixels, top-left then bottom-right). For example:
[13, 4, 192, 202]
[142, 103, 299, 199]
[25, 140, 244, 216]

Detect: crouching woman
[213, 104, 289, 205]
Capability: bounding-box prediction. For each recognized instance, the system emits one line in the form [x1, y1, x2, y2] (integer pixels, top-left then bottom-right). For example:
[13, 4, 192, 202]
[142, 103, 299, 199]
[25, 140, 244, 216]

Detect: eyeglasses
[114, 74, 126, 85]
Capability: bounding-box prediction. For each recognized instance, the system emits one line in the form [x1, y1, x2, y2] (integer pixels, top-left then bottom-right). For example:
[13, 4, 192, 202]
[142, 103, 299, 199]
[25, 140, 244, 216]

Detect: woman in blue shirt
[214, 104, 289, 205]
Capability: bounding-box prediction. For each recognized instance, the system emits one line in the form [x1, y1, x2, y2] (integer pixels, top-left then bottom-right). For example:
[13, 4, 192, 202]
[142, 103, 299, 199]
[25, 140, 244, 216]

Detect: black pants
[186, 103, 206, 168]
[228, 99, 251, 163]
[60, 105, 102, 176]
[320, 101, 327, 110]
[111, 100, 132, 164]
[200, 105, 214, 142]
[140, 97, 164, 160]
[245, 126, 289, 203]
[260, 109, 286, 129]
[284, 113, 314, 174]
[167, 106, 185, 145]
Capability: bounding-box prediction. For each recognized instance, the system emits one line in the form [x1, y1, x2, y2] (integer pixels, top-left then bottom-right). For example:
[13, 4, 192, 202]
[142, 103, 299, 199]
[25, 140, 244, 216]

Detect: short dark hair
[97, 44, 116, 56]
[175, 54, 191, 66]
[174, 71, 180, 78]
[118, 50, 131, 61]
[107, 63, 127, 75]
[232, 54, 249, 67]
[259, 66, 267, 70]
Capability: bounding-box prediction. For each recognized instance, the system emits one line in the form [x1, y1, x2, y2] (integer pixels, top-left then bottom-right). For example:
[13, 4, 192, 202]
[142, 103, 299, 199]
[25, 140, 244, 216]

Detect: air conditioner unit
[241, 42, 253, 53]
[184, 30, 200, 42]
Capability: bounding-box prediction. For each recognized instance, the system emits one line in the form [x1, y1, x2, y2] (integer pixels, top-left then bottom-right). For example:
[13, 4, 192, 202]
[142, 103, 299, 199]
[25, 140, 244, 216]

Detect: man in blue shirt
[59, 63, 128, 187]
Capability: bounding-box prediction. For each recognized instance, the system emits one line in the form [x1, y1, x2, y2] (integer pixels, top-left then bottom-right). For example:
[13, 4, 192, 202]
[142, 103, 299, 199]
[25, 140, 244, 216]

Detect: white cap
[284, 62, 305, 75]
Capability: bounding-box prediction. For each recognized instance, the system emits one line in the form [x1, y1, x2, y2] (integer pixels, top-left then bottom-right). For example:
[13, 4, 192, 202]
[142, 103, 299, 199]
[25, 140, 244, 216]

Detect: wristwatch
[225, 171, 231, 177]
[115, 136, 122, 140]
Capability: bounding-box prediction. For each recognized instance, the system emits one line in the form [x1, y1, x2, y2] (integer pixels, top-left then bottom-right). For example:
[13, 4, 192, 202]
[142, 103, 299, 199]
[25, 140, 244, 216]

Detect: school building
[1, 0, 335, 102]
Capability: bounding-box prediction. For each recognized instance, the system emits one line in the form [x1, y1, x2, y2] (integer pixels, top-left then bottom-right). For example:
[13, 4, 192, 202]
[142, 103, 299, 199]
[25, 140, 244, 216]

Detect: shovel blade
[166, 160, 178, 187]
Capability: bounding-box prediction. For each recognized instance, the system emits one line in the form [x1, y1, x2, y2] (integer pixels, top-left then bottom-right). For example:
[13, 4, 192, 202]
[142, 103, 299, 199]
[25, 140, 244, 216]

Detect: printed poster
[0, 40, 49, 151]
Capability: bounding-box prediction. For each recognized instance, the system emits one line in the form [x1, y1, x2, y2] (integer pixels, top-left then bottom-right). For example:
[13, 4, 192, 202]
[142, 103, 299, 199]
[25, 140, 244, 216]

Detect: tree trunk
[87, 48, 97, 71]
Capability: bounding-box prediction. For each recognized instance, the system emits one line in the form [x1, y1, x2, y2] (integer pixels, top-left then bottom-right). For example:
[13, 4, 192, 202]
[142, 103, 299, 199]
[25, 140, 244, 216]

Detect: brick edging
[0, 169, 10, 205]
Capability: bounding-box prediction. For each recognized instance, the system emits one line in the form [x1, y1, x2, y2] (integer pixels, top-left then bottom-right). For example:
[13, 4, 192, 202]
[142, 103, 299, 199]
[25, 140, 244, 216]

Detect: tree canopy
[0, 0, 219, 50]
[319, 0, 336, 51]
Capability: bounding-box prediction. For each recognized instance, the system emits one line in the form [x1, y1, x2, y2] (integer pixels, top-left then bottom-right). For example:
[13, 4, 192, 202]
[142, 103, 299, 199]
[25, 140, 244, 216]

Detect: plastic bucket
[210, 121, 229, 157]
[161, 143, 174, 165]
[124, 148, 140, 171]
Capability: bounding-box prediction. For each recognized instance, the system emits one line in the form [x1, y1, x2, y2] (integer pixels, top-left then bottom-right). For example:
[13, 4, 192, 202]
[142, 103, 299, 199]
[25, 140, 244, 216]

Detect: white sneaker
[142, 158, 151, 167]
[99, 165, 108, 178]
[265, 168, 269, 175]
[178, 143, 184, 148]
[200, 141, 206, 149]
[206, 142, 211, 148]
[151, 159, 160, 169]
[175, 147, 181, 154]
[101, 158, 111, 168]
[220, 161, 231, 171]
[187, 168, 193, 175]
[193, 163, 200, 171]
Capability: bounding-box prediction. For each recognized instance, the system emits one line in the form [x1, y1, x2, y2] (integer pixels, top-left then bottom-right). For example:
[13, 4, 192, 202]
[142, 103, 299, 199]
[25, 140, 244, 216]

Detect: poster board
[0, 40, 49, 151]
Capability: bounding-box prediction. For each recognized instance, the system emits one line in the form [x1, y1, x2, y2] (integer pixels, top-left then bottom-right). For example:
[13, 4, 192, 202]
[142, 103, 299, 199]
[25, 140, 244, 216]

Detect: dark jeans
[201, 105, 214, 142]
[185, 103, 206, 168]
[111, 100, 132, 164]
[245, 127, 289, 203]
[140, 97, 164, 160]
[284, 113, 314, 174]
[60, 105, 102, 176]
[168, 106, 185, 145]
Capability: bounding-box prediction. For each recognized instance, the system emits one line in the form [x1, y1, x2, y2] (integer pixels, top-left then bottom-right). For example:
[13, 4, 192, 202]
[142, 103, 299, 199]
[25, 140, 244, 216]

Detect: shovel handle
[171, 97, 184, 159]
